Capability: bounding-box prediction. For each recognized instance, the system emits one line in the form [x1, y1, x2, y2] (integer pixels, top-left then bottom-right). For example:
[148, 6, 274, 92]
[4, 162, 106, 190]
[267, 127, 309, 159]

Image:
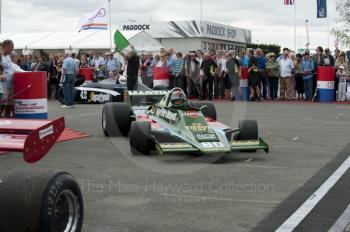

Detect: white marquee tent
[0, 30, 164, 52]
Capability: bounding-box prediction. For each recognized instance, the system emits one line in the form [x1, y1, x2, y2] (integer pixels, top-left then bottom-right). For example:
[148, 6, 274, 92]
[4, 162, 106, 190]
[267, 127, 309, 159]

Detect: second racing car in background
[57, 75, 127, 104]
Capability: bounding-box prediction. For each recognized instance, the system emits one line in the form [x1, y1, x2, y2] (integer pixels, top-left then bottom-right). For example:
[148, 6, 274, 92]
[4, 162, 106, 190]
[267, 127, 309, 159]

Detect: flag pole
[327, 17, 330, 49]
[200, 0, 203, 23]
[294, 0, 297, 52]
[108, 0, 113, 52]
[0, 0, 2, 34]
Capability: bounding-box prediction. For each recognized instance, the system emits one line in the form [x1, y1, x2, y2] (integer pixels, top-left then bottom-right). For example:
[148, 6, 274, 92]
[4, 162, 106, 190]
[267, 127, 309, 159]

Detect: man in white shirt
[279, 49, 294, 101]
[1, 40, 17, 117]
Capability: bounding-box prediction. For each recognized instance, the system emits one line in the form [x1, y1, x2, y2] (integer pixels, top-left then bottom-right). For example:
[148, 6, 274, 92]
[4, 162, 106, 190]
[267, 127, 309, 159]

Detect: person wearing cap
[279, 48, 294, 101]
[301, 51, 315, 101]
[265, 52, 280, 100]
[336, 65, 349, 102]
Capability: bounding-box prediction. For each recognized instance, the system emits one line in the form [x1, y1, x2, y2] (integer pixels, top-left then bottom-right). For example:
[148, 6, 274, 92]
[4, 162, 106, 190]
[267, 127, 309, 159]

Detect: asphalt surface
[0, 100, 349, 232]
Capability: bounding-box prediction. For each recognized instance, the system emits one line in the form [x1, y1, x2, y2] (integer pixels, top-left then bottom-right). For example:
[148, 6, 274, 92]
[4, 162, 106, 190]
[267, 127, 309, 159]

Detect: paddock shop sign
[120, 20, 252, 44]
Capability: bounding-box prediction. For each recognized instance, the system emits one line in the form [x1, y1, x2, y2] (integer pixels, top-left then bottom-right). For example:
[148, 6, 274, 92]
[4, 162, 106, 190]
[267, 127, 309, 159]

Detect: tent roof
[0, 31, 164, 52]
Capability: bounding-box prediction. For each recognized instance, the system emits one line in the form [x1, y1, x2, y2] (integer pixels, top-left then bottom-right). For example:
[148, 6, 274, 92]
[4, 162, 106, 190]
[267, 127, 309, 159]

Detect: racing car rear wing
[0, 117, 65, 163]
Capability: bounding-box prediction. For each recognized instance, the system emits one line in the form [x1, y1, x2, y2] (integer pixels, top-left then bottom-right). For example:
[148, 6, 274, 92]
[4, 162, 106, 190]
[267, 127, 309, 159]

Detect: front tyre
[130, 121, 154, 155]
[102, 102, 131, 137]
[237, 120, 258, 152]
[0, 170, 84, 232]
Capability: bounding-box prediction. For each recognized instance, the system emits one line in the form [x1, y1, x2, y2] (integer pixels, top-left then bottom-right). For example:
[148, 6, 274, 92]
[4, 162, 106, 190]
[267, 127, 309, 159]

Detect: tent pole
[108, 0, 113, 52]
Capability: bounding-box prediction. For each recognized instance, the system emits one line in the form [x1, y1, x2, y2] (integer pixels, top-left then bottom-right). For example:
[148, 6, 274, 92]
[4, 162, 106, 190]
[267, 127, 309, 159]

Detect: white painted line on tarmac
[160, 193, 280, 205]
[276, 156, 350, 232]
[324, 121, 350, 125]
[329, 203, 350, 232]
[236, 164, 317, 170]
[273, 146, 307, 148]
[65, 113, 99, 119]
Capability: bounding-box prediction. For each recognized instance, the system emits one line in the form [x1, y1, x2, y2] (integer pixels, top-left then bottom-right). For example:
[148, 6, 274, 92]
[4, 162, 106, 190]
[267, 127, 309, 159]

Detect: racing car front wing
[156, 138, 269, 154]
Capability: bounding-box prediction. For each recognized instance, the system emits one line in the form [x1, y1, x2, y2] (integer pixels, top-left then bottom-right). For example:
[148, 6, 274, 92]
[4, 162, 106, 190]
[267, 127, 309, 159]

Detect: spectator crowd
[1, 38, 350, 115]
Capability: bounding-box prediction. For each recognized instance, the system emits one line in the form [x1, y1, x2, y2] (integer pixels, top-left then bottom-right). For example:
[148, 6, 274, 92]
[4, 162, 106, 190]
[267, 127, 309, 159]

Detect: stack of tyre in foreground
[0, 117, 83, 232]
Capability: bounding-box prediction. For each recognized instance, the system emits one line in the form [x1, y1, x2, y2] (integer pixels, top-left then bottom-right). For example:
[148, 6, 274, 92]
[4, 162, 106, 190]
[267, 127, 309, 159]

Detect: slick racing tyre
[237, 120, 258, 152]
[57, 87, 65, 105]
[130, 121, 154, 155]
[102, 102, 131, 137]
[190, 101, 217, 121]
[0, 170, 83, 232]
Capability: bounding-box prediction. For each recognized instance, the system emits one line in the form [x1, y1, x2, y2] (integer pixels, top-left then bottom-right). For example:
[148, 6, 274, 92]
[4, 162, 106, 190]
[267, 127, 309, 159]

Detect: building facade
[120, 20, 252, 53]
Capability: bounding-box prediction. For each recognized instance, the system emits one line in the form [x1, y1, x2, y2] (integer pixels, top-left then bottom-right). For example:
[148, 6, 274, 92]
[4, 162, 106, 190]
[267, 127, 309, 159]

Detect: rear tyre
[102, 102, 131, 137]
[130, 121, 154, 155]
[0, 170, 84, 232]
[237, 120, 258, 152]
[57, 87, 65, 105]
[190, 101, 217, 120]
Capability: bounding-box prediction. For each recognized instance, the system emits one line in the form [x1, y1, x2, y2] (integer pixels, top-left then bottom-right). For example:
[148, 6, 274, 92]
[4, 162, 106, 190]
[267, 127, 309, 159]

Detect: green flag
[114, 30, 129, 51]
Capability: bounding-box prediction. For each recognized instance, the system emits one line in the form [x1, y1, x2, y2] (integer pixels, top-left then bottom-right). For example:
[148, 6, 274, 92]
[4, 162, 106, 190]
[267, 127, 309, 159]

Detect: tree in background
[246, 43, 281, 57]
[332, 0, 350, 48]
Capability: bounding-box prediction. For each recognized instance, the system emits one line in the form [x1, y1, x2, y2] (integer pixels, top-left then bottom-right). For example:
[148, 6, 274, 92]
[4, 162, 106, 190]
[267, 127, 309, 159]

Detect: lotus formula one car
[102, 87, 269, 155]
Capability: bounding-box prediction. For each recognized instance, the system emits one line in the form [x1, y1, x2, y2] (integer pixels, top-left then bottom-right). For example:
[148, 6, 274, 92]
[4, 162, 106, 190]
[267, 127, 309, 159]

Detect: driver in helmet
[170, 89, 188, 108]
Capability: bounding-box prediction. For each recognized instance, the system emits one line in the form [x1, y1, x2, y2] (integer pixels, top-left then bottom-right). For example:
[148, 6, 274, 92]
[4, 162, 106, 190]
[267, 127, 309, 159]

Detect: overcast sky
[1, 0, 341, 51]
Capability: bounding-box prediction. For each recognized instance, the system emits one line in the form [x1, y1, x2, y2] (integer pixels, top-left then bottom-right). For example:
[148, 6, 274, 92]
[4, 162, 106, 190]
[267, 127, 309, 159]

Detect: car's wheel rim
[53, 190, 81, 232]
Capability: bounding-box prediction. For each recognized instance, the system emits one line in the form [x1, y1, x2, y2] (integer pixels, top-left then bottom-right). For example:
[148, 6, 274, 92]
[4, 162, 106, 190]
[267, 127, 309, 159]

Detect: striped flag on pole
[78, 4, 108, 32]
[284, 0, 295, 5]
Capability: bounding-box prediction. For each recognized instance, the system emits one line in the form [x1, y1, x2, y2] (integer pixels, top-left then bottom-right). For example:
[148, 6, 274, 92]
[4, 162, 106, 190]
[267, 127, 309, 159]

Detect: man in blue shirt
[166, 49, 176, 89]
[301, 51, 315, 101]
[62, 51, 76, 108]
[241, 49, 251, 67]
[105, 52, 121, 77]
[256, 49, 267, 99]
